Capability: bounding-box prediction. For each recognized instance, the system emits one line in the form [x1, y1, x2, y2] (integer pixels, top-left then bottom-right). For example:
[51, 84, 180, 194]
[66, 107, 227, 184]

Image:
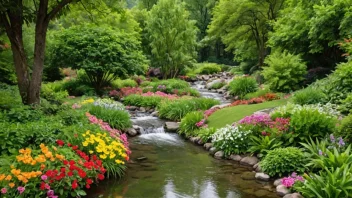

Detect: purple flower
[296, 176, 304, 182]
[47, 190, 55, 197]
[1, 188, 7, 194]
[338, 137, 345, 147]
[17, 186, 25, 194]
[41, 174, 48, 181]
[291, 172, 297, 178]
[318, 150, 323, 156]
[281, 177, 295, 188]
[330, 134, 335, 143]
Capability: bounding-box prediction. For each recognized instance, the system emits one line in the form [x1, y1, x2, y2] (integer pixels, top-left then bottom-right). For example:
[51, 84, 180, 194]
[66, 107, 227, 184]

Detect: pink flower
[282, 177, 295, 188]
[1, 188, 7, 194]
[41, 174, 48, 181]
[17, 186, 25, 194]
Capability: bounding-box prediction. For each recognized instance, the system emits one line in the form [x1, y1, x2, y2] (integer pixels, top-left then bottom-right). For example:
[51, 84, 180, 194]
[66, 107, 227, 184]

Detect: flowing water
[87, 81, 279, 198]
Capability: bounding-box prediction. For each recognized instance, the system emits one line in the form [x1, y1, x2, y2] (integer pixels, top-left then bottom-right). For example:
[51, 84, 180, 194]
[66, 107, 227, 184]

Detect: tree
[146, 0, 197, 79]
[0, 0, 80, 105]
[208, 0, 284, 67]
[50, 26, 147, 93]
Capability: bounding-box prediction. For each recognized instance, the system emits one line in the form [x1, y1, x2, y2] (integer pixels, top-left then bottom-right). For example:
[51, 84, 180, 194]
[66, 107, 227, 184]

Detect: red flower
[72, 145, 78, 150]
[60, 167, 66, 173]
[72, 180, 78, 190]
[86, 179, 93, 185]
[40, 182, 46, 190]
[67, 143, 72, 147]
[56, 140, 64, 146]
[67, 171, 73, 177]
[63, 160, 69, 165]
[78, 170, 86, 178]
[85, 184, 91, 189]
[98, 174, 105, 180]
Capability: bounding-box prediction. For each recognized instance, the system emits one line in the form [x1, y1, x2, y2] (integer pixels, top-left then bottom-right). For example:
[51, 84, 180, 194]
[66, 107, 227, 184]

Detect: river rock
[128, 106, 138, 111]
[241, 172, 256, 180]
[125, 128, 138, 137]
[217, 89, 226, 94]
[151, 111, 159, 117]
[214, 151, 224, 159]
[197, 138, 204, 145]
[211, 103, 231, 109]
[164, 122, 180, 132]
[255, 173, 270, 181]
[229, 154, 242, 162]
[190, 137, 201, 144]
[274, 179, 282, 186]
[132, 125, 143, 134]
[276, 185, 290, 196]
[254, 163, 262, 172]
[202, 75, 210, 81]
[283, 193, 304, 198]
[240, 156, 259, 166]
[206, 79, 222, 89]
[139, 107, 146, 112]
[204, 143, 213, 150]
[209, 147, 218, 155]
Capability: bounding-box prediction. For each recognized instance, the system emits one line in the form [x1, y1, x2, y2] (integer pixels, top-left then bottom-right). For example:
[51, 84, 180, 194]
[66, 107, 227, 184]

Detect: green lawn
[207, 99, 288, 129]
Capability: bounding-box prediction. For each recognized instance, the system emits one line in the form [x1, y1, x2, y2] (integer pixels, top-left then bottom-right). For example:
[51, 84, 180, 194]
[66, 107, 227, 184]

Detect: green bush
[243, 88, 271, 100]
[158, 98, 219, 121]
[211, 125, 252, 155]
[228, 77, 258, 98]
[111, 79, 138, 89]
[292, 87, 327, 105]
[339, 93, 352, 115]
[260, 147, 306, 177]
[89, 105, 131, 130]
[337, 114, 352, 142]
[290, 108, 337, 144]
[248, 136, 283, 158]
[194, 63, 222, 75]
[0, 85, 22, 110]
[179, 111, 204, 137]
[39, 99, 68, 115]
[198, 127, 217, 142]
[229, 67, 243, 75]
[210, 82, 226, 90]
[62, 79, 95, 96]
[176, 88, 200, 97]
[3, 106, 43, 123]
[263, 51, 307, 92]
[123, 94, 163, 108]
[41, 81, 69, 103]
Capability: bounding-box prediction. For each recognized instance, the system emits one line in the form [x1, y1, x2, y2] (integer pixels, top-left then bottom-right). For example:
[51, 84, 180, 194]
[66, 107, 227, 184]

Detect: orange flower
[0, 174, 5, 181]
[40, 164, 46, 170]
[5, 175, 12, 181]
[9, 183, 15, 188]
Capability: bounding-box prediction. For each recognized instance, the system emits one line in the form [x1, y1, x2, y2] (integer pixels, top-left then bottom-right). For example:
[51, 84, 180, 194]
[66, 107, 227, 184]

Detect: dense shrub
[339, 93, 352, 115]
[62, 79, 95, 96]
[243, 88, 271, 100]
[158, 98, 219, 121]
[194, 63, 222, 74]
[228, 77, 258, 98]
[0, 85, 22, 110]
[142, 79, 190, 94]
[210, 82, 226, 90]
[263, 51, 307, 92]
[198, 127, 217, 142]
[211, 125, 252, 155]
[248, 136, 283, 158]
[229, 67, 243, 75]
[89, 105, 131, 130]
[292, 87, 327, 105]
[41, 81, 69, 103]
[260, 147, 306, 177]
[337, 114, 352, 142]
[179, 111, 204, 137]
[39, 99, 68, 115]
[111, 79, 138, 89]
[3, 106, 43, 123]
[123, 94, 163, 108]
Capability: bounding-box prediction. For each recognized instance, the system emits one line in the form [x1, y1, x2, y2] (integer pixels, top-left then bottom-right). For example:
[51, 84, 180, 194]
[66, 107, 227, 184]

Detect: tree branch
[46, 0, 78, 21]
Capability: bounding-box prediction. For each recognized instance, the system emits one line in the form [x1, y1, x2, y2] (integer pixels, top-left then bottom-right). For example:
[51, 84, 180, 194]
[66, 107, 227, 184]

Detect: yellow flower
[109, 153, 116, 159]
[82, 142, 89, 147]
[115, 159, 125, 164]
[89, 150, 94, 154]
[99, 154, 107, 159]
[0, 174, 5, 181]
[9, 183, 15, 188]
[5, 175, 12, 181]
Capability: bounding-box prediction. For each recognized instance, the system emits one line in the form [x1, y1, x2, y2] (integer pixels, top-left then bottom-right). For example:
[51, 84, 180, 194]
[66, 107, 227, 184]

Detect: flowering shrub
[109, 87, 143, 99]
[270, 103, 341, 119]
[204, 107, 220, 118]
[281, 172, 304, 188]
[179, 111, 205, 137]
[81, 98, 94, 105]
[93, 98, 125, 111]
[141, 91, 178, 99]
[211, 125, 252, 155]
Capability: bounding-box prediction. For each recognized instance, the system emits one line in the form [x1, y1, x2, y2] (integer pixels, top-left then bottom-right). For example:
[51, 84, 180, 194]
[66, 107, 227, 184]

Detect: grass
[207, 99, 288, 128]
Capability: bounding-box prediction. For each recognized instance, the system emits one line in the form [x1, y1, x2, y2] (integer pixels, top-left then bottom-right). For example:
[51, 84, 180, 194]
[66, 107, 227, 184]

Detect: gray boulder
[164, 122, 180, 132]
[229, 154, 242, 162]
[125, 128, 138, 137]
[240, 156, 259, 166]
[151, 111, 159, 117]
[283, 193, 304, 198]
[209, 147, 218, 155]
[276, 185, 290, 196]
[204, 143, 213, 150]
[214, 151, 224, 159]
[255, 172, 270, 181]
[274, 179, 282, 186]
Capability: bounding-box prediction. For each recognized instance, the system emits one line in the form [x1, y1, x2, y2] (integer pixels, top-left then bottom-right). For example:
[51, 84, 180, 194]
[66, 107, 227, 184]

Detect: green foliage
[229, 67, 243, 75]
[260, 147, 307, 177]
[123, 94, 163, 108]
[41, 81, 69, 104]
[263, 51, 307, 92]
[228, 77, 258, 98]
[198, 127, 217, 142]
[194, 63, 222, 75]
[292, 87, 327, 105]
[89, 105, 131, 130]
[211, 125, 252, 155]
[39, 99, 69, 115]
[179, 111, 204, 137]
[3, 106, 43, 123]
[62, 79, 96, 97]
[248, 136, 283, 158]
[158, 98, 219, 121]
[290, 108, 337, 144]
[141, 79, 195, 95]
[338, 115, 352, 142]
[51, 26, 147, 93]
[243, 88, 271, 100]
[111, 79, 138, 89]
[339, 94, 352, 115]
[295, 165, 352, 198]
[210, 82, 226, 90]
[146, 0, 198, 78]
[0, 85, 22, 110]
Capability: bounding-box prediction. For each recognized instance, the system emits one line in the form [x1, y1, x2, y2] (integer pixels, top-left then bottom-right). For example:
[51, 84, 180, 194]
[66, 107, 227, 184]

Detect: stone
[240, 156, 259, 166]
[189, 137, 201, 144]
[197, 138, 204, 145]
[255, 172, 270, 181]
[255, 189, 271, 197]
[128, 106, 138, 111]
[151, 111, 159, 117]
[229, 154, 242, 162]
[202, 75, 210, 81]
[209, 147, 218, 155]
[164, 122, 180, 132]
[125, 128, 138, 137]
[211, 103, 231, 109]
[206, 79, 222, 89]
[140, 107, 146, 112]
[274, 179, 282, 186]
[255, 164, 262, 172]
[276, 185, 290, 196]
[148, 109, 154, 113]
[217, 89, 226, 94]
[204, 143, 213, 150]
[132, 125, 143, 134]
[283, 193, 304, 198]
[137, 157, 147, 161]
[214, 151, 224, 159]
[241, 172, 256, 180]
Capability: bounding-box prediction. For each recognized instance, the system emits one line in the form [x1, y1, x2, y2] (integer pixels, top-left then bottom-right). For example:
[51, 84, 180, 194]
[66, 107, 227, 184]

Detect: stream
[87, 82, 279, 198]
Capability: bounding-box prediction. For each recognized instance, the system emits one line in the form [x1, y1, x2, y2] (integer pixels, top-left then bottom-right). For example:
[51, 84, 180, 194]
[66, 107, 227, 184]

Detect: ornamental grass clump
[211, 125, 252, 155]
[179, 111, 205, 137]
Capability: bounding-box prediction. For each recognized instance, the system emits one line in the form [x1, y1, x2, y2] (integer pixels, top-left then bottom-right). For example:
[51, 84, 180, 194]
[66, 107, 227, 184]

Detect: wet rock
[140, 107, 146, 112]
[125, 128, 138, 137]
[240, 156, 259, 166]
[148, 109, 154, 113]
[189, 137, 201, 143]
[137, 157, 147, 161]
[283, 193, 304, 198]
[197, 138, 204, 145]
[241, 172, 256, 180]
[164, 122, 180, 132]
[151, 111, 159, 117]
[229, 154, 242, 162]
[204, 143, 213, 150]
[217, 89, 226, 94]
[274, 178, 282, 186]
[255, 173, 270, 181]
[128, 106, 138, 111]
[214, 151, 224, 159]
[254, 163, 262, 172]
[132, 125, 143, 134]
[276, 185, 290, 196]
[209, 147, 218, 155]
[202, 75, 210, 81]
